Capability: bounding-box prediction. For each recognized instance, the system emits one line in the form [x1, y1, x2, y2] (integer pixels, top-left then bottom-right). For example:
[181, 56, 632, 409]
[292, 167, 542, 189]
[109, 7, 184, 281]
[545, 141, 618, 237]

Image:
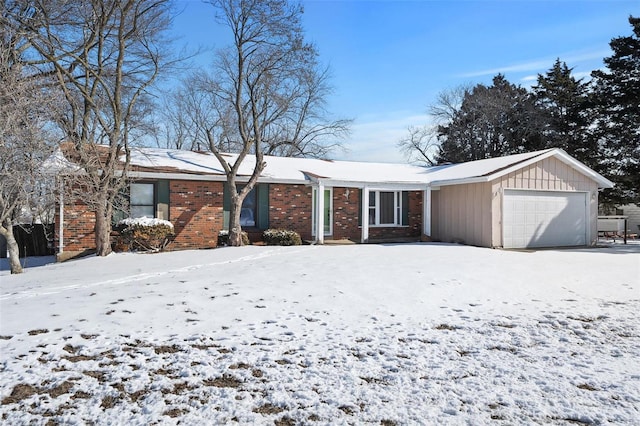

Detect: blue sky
[170, 0, 639, 162]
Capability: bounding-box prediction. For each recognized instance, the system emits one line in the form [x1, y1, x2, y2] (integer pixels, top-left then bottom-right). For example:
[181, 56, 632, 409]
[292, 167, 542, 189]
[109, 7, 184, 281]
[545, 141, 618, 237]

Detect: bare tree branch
[5, 0, 176, 256]
[169, 0, 350, 246]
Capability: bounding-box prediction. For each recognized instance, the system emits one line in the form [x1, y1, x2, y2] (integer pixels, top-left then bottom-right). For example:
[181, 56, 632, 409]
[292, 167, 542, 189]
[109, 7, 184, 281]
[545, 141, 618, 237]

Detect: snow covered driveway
[1, 243, 639, 424]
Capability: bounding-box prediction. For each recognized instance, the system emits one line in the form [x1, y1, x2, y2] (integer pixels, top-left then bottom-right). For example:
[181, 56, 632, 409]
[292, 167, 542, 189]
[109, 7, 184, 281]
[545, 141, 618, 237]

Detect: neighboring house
[619, 204, 640, 234]
[49, 147, 613, 258]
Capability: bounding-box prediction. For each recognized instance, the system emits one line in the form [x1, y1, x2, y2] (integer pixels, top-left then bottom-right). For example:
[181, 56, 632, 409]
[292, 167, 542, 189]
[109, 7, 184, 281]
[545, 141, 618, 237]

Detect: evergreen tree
[436, 75, 541, 163]
[533, 59, 596, 168]
[591, 16, 640, 207]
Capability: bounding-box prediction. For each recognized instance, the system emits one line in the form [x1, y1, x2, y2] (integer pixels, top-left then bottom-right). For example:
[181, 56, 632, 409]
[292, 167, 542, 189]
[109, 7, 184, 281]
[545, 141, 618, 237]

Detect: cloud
[460, 49, 611, 79]
[460, 59, 552, 79]
[521, 75, 539, 83]
[332, 112, 432, 163]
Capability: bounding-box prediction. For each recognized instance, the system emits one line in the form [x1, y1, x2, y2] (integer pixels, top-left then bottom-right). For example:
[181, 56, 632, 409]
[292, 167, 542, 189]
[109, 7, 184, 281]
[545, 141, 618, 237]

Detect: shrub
[262, 229, 302, 246]
[116, 217, 174, 252]
[218, 230, 250, 246]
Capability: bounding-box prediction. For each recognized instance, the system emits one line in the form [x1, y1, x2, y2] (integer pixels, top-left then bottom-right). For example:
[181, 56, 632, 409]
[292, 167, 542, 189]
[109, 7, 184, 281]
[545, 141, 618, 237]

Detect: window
[224, 183, 269, 230]
[368, 191, 408, 226]
[240, 187, 256, 227]
[130, 183, 155, 218]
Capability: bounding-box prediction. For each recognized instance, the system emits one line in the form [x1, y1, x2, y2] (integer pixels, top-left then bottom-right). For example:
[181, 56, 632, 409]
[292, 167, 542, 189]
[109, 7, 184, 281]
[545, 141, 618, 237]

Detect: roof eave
[127, 170, 310, 185]
[316, 178, 428, 190]
[429, 176, 489, 187]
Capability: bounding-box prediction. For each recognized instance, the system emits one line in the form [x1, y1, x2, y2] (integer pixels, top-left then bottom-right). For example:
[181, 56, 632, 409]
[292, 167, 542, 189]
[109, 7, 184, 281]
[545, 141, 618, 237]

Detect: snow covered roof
[127, 148, 432, 185]
[423, 148, 614, 188]
[47, 145, 613, 189]
[41, 147, 82, 175]
[126, 146, 613, 189]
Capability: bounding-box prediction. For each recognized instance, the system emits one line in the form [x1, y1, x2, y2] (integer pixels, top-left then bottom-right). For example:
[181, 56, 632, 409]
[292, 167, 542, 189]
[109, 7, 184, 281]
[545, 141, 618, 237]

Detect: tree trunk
[1, 222, 23, 274]
[94, 203, 113, 256]
[228, 193, 244, 247]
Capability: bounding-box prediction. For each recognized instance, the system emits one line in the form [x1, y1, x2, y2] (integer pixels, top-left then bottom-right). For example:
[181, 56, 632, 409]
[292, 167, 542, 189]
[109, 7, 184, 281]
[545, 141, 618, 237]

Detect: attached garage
[427, 148, 614, 249]
[502, 190, 587, 248]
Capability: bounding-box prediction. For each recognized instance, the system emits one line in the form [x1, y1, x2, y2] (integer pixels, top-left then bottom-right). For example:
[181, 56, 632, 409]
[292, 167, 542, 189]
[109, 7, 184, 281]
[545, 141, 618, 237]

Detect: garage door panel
[503, 190, 587, 248]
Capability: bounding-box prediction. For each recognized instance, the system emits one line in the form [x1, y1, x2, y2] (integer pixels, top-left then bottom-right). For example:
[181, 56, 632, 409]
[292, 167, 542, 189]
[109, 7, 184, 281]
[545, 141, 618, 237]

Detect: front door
[312, 187, 332, 236]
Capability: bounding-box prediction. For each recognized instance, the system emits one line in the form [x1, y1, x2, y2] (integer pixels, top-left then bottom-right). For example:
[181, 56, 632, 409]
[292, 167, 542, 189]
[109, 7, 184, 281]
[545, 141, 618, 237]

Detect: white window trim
[368, 190, 407, 227]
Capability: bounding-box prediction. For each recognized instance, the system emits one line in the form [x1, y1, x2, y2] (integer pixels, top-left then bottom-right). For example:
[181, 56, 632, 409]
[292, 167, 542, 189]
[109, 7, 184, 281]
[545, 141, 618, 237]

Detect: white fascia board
[430, 176, 489, 187]
[127, 171, 311, 186]
[127, 171, 227, 181]
[316, 179, 427, 191]
[546, 150, 615, 188]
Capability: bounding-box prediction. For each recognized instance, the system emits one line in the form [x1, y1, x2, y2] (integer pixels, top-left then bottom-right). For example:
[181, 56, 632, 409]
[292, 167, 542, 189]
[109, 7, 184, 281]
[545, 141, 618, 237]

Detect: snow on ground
[1, 243, 639, 425]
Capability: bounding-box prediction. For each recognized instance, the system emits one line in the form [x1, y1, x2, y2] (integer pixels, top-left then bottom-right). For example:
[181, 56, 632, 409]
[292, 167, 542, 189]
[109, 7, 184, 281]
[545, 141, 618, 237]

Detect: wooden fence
[0, 224, 55, 258]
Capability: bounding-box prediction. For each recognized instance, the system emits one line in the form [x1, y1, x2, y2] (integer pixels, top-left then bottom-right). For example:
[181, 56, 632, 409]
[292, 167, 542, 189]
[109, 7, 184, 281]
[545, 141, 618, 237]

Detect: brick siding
[368, 190, 423, 240]
[170, 180, 224, 249]
[332, 187, 361, 240]
[56, 181, 423, 253]
[55, 200, 97, 252]
[268, 184, 313, 241]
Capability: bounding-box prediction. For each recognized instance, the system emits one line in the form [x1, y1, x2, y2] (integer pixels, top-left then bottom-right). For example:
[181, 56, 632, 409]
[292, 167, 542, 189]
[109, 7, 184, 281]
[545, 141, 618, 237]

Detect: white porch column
[316, 182, 325, 244]
[423, 187, 431, 237]
[361, 187, 369, 243]
[58, 178, 65, 254]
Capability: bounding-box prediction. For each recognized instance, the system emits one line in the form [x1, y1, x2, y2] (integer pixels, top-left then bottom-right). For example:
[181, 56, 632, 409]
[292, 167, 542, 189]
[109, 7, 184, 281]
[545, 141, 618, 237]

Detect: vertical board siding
[431, 182, 492, 247]
[431, 190, 440, 238]
[432, 157, 601, 248]
[490, 157, 598, 247]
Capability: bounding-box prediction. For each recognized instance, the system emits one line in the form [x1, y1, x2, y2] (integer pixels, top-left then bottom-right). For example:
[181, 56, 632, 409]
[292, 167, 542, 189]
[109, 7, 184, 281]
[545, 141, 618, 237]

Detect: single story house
[50, 147, 613, 257]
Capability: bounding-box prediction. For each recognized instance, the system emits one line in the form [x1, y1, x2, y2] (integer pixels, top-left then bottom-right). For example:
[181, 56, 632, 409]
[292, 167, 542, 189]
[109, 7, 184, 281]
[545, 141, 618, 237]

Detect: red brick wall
[170, 180, 224, 250]
[268, 184, 313, 241]
[267, 186, 423, 242]
[56, 181, 423, 252]
[56, 200, 97, 253]
[368, 191, 422, 239]
[332, 187, 361, 240]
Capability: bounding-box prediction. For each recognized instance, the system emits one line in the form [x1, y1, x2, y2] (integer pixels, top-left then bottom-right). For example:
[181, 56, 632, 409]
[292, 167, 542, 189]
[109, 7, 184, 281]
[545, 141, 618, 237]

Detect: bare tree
[155, 75, 221, 151]
[198, 0, 349, 246]
[398, 84, 470, 166]
[5, 0, 175, 256]
[0, 15, 60, 274]
[397, 125, 439, 166]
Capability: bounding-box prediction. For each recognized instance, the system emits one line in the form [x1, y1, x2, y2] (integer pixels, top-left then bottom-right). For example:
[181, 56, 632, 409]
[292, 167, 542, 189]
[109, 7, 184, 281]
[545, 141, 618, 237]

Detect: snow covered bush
[218, 230, 250, 246]
[115, 217, 174, 252]
[262, 229, 302, 246]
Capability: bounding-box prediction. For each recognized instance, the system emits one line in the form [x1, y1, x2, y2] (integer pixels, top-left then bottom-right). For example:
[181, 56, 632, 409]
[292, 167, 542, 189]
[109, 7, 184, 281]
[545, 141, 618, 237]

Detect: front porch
[310, 180, 432, 245]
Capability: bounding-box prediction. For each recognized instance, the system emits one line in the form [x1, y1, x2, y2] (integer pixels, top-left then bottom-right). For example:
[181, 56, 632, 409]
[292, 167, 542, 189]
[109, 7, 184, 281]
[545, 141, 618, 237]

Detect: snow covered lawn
[1, 243, 639, 424]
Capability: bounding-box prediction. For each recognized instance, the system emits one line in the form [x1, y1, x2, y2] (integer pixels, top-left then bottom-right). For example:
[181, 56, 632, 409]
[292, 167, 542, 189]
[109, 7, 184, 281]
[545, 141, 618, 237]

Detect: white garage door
[503, 190, 587, 248]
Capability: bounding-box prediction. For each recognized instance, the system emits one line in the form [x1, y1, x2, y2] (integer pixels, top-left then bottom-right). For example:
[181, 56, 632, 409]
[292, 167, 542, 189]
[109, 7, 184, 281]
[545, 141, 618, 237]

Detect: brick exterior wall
[368, 190, 422, 240]
[170, 180, 224, 250]
[268, 184, 313, 241]
[55, 180, 423, 253]
[332, 187, 361, 240]
[56, 200, 97, 253]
